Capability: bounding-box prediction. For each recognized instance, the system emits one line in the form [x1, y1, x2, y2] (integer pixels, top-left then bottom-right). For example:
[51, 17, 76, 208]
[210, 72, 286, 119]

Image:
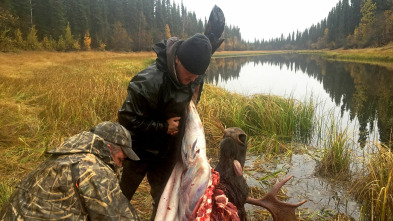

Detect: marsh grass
[130, 179, 153, 219]
[0, 51, 316, 219]
[316, 115, 352, 180]
[0, 183, 13, 207]
[0, 51, 154, 207]
[248, 135, 288, 155]
[323, 49, 393, 64]
[0, 51, 325, 220]
[198, 85, 315, 158]
[312, 105, 393, 220]
[213, 50, 270, 58]
[352, 144, 393, 221]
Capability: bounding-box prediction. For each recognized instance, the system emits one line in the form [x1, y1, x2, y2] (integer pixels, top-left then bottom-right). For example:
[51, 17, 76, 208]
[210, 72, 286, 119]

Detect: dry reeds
[0, 51, 316, 220]
[0, 51, 154, 207]
[352, 144, 393, 220]
[198, 85, 315, 157]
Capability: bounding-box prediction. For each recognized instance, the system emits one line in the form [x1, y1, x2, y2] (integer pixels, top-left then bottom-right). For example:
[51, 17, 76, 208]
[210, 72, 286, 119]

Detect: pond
[205, 53, 393, 148]
[205, 54, 393, 219]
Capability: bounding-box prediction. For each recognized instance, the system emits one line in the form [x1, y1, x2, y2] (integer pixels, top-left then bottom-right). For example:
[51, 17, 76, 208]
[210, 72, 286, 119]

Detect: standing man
[119, 7, 225, 219]
[118, 33, 214, 218]
[0, 122, 140, 221]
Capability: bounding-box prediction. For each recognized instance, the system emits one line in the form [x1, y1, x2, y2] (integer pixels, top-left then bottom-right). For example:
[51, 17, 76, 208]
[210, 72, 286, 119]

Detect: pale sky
[173, 0, 341, 42]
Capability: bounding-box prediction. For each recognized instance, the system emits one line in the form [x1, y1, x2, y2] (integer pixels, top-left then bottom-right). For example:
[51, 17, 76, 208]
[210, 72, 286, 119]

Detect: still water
[205, 54, 393, 219]
[205, 54, 393, 148]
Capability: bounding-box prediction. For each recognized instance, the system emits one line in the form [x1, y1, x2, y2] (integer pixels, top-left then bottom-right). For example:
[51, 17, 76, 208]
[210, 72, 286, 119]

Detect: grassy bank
[214, 50, 271, 58]
[352, 144, 393, 221]
[320, 45, 393, 66]
[1, 50, 392, 220]
[0, 51, 314, 219]
[0, 51, 154, 207]
[199, 85, 314, 158]
[215, 44, 393, 67]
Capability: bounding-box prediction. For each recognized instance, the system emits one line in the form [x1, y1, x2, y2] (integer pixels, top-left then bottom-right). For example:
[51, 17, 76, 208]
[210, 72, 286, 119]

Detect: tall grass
[352, 144, 393, 221]
[0, 183, 13, 207]
[0, 51, 316, 220]
[0, 51, 154, 207]
[313, 107, 393, 219]
[198, 85, 315, 157]
[316, 115, 352, 180]
[322, 48, 393, 64]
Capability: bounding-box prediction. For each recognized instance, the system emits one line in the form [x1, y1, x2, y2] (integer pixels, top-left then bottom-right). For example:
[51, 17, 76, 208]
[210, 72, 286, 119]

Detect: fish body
[155, 101, 211, 221]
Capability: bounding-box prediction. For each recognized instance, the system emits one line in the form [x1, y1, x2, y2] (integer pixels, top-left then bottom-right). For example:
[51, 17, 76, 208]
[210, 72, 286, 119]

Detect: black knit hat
[177, 33, 212, 75]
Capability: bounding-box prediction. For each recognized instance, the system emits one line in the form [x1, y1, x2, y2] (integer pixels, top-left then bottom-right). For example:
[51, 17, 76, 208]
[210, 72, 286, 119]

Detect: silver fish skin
[155, 101, 211, 221]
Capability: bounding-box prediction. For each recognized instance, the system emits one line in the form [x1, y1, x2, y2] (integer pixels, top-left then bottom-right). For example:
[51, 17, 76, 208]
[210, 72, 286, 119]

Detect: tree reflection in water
[205, 54, 393, 148]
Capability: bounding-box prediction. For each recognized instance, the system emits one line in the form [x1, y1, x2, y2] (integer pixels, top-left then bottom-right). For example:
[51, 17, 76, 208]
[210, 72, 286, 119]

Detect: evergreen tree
[350, 0, 362, 33]
[384, 7, 393, 42]
[64, 0, 89, 40]
[33, 0, 51, 39]
[374, 0, 390, 12]
[342, 0, 351, 38]
[64, 22, 75, 50]
[57, 35, 66, 51]
[0, 7, 18, 51]
[107, 0, 125, 26]
[41, 35, 56, 50]
[164, 0, 172, 30]
[0, 7, 18, 32]
[26, 25, 40, 50]
[111, 21, 132, 51]
[143, 0, 155, 31]
[14, 28, 24, 48]
[89, 0, 110, 47]
[10, 0, 393, 51]
[98, 40, 106, 51]
[47, 0, 66, 40]
[8, 0, 31, 34]
[155, 0, 165, 40]
[0, 29, 14, 52]
[170, 3, 182, 36]
[356, 0, 377, 46]
[135, 10, 153, 51]
[123, 0, 139, 41]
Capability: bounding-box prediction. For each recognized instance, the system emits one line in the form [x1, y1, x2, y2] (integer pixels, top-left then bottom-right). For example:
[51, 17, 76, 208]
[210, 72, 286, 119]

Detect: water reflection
[205, 54, 393, 148]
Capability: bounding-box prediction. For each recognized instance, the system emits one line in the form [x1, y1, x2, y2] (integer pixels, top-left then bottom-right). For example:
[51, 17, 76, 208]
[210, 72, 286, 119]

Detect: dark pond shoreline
[205, 53, 393, 149]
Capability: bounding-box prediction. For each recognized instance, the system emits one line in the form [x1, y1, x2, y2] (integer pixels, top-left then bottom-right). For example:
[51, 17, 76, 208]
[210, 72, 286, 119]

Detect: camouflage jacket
[0, 131, 139, 221]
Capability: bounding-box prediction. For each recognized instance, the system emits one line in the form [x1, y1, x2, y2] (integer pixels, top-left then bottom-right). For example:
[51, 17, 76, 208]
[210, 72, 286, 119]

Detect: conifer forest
[0, 0, 393, 52]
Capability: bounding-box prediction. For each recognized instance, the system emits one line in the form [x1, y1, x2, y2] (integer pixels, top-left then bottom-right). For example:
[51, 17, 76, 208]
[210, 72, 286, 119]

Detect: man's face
[175, 56, 199, 85]
[108, 144, 127, 167]
[112, 151, 127, 167]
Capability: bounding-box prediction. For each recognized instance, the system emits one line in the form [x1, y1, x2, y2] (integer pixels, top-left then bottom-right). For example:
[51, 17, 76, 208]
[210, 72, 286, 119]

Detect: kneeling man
[0, 122, 140, 221]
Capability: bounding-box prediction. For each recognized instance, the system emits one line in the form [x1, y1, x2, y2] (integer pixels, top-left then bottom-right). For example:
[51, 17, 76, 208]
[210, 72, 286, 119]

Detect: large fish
[155, 101, 211, 220]
[155, 6, 225, 220]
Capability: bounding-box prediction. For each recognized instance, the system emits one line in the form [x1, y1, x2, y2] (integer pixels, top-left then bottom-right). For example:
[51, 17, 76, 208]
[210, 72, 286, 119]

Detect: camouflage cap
[91, 121, 140, 161]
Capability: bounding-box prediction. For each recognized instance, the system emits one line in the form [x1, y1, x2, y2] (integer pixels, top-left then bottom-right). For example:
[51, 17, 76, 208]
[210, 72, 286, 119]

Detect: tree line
[1, 0, 392, 52]
[252, 0, 393, 50]
[0, 0, 242, 52]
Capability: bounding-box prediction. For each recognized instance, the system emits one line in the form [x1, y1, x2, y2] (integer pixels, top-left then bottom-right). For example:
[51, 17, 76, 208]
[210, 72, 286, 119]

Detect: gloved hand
[204, 5, 225, 54]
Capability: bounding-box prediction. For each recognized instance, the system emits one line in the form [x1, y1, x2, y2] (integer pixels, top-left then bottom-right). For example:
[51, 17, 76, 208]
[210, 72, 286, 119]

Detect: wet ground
[243, 152, 361, 220]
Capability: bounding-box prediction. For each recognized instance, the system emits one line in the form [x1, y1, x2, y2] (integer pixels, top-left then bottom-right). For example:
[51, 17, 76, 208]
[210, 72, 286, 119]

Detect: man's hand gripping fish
[155, 101, 211, 220]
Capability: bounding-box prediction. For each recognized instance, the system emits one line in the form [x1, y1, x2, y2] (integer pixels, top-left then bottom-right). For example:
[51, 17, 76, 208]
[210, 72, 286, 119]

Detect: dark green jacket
[118, 37, 203, 157]
[0, 131, 139, 221]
